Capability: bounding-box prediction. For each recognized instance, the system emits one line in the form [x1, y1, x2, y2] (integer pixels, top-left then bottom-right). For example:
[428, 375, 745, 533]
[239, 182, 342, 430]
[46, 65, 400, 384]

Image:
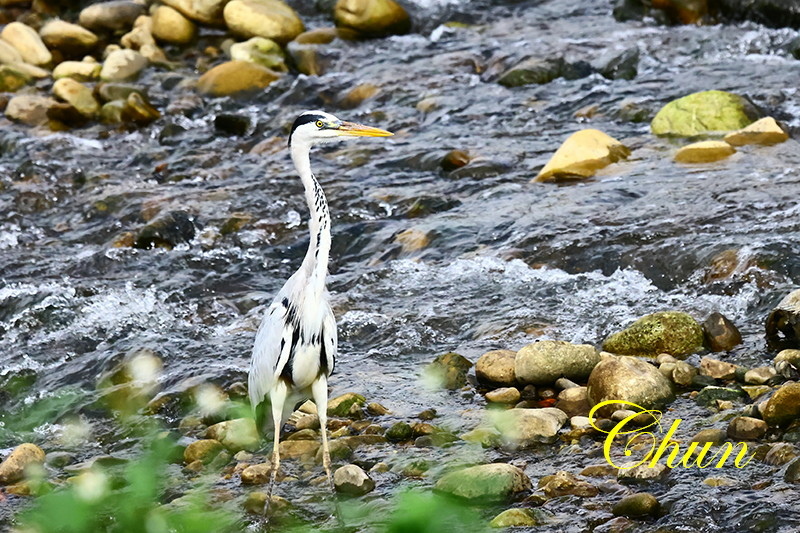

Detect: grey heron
[248, 110, 392, 514]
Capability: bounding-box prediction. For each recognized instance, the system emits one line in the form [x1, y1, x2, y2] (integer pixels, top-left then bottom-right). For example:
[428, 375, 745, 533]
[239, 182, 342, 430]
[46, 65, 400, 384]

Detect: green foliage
[0, 386, 86, 447]
[17, 435, 239, 533]
[384, 490, 487, 533]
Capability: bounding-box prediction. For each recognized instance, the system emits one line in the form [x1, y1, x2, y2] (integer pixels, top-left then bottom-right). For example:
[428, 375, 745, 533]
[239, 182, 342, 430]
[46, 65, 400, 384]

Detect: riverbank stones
[476, 349, 517, 386]
[603, 311, 704, 358]
[494, 407, 567, 446]
[435, 463, 531, 500]
[0, 443, 45, 484]
[205, 418, 260, 452]
[515, 340, 600, 385]
[79, 1, 146, 32]
[703, 312, 743, 352]
[651, 90, 760, 136]
[152, 6, 197, 45]
[1, 22, 52, 66]
[39, 20, 98, 56]
[762, 382, 800, 427]
[587, 355, 675, 417]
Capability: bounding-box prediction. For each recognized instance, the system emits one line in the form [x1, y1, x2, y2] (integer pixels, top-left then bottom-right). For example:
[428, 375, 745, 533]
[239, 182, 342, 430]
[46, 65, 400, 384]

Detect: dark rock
[766, 289, 800, 350]
[423, 352, 472, 389]
[561, 60, 594, 80]
[386, 422, 412, 442]
[612, 493, 660, 517]
[716, 0, 800, 29]
[214, 113, 252, 136]
[134, 210, 196, 249]
[727, 416, 767, 440]
[703, 312, 743, 352]
[498, 57, 564, 87]
[695, 386, 746, 407]
[598, 47, 639, 80]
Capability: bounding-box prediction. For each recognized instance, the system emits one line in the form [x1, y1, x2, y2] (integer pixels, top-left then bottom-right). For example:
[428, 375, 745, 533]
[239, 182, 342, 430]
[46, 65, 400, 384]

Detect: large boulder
[586, 355, 675, 418]
[515, 340, 600, 385]
[1, 22, 52, 66]
[494, 407, 568, 446]
[197, 60, 281, 97]
[333, 0, 411, 38]
[223, 0, 304, 44]
[651, 90, 760, 137]
[533, 129, 630, 182]
[602, 311, 704, 358]
[435, 463, 531, 501]
[39, 20, 99, 56]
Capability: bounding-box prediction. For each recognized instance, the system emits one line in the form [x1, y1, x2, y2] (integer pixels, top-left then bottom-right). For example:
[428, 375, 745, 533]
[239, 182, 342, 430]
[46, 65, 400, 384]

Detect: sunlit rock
[724, 117, 788, 146]
[515, 340, 600, 385]
[394, 228, 430, 253]
[763, 382, 800, 427]
[493, 407, 567, 446]
[40, 20, 98, 57]
[485, 387, 520, 404]
[53, 78, 100, 118]
[674, 141, 735, 163]
[205, 418, 260, 452]
[0, 443, 45, 485]
[586, 355, 675, 417]
[475, 349, 517, 386]
[612, 492, 660, 517]
[152, 6, 196, 45]
[223, 0, 304, 44]
[334, 0, 410, 38]
[5, 94, 56, 125]
[0, 40, 23, 64]
[230, 37, 287, 71]
[197, 60, 281, 97]
[490, 508, 539, 528]
[183, 439, 224, 464]
[540, 470, 598, 497]
[534, 129, 630, 182]
[53, 59, 101, 81]
[435, 463, 531, 501]
[334, 464, 375, 495]
[2, 23, 51, 66]
[602, 311, 704, 358]
[100, 49, 147, 81]
[651, 90, 759, 137]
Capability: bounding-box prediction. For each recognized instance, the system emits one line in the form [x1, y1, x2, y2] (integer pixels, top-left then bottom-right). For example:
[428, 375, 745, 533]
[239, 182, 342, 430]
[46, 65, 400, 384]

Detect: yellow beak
[337, 121, 393, 137]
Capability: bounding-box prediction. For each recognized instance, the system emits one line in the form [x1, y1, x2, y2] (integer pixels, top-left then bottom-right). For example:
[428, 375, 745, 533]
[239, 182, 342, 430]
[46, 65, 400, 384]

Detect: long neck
[291, 141, 331, 294]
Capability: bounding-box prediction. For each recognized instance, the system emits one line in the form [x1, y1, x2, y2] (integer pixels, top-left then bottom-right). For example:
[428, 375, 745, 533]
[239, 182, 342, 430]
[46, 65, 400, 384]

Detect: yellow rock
[196, 60, 280, 97]
[534, 129, 630, 182]
[674, 141, 735, 164]
[394, 228, 429, 252]
[723, 117, 788, 146]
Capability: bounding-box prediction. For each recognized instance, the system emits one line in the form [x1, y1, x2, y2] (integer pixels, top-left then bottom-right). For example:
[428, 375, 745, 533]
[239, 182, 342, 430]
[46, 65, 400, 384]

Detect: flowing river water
[2, 0, 800, 531]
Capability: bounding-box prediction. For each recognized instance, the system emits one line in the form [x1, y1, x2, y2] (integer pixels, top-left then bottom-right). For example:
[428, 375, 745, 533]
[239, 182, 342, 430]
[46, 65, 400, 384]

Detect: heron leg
[311, 375, 334, 493]
[263, 383, 287, 519]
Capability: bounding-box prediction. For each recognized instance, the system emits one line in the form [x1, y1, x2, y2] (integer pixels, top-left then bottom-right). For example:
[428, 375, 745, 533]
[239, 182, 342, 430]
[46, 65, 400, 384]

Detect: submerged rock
[435, 463, 531, 501]
[602, 311, 704, 358]
[423, 352, 473, 389]
[515, 340, 600, 385]
[494, 407, 567, 446]
[703, 312, 743, 352]
[223, 0, 304, 44]
[197, 60, 281, 97]
[598, 46, 639, 80]
[612, 492, 660, 517]
[0, 443, 45, 484]
[498, 57, 564, 87]
[534, 129, 630, 182]
[1, 22, 52, 66]
[334, 464, 375, 495]
[475, 349, 517, 386]
[674, 141, 735, 164]
[766, 289, 800, 349]
[134, 211, 196, 249]
[587, 355, 675, 417]
[651, 90, 759, 137]
[724, 117, 788, 146]
[386, 422, 413, 442]
[334, 0, 411, 38]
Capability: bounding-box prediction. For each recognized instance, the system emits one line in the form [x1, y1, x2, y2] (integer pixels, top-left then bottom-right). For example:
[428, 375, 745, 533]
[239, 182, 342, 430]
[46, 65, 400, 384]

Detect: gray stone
[515, 340, 600, 385]
[333, 464, 375, 495]
[494, 407, 567, 446]
[475, 349, 517, 386]
[79, 1, 146, 32]
[435, 463, 531, 501]
[586, 355, 675, 417]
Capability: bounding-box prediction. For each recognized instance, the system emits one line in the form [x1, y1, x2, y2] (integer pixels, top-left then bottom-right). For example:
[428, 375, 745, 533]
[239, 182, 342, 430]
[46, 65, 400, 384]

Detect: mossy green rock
[651, 90, 760, 137]
[603, 311, 704, 359]
[612, 492, 660, 517]
[423, 352, 473, 389]
[694, 386, 746, 407]
[386, 422, 413, 442]
[490, 508, 538, 528]
[435, 463, 531, 501]
[327, 392, 366, 417]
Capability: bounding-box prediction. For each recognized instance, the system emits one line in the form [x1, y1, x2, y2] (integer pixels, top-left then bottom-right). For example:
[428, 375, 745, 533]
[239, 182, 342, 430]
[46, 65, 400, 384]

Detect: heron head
[288, 110, 393, 148]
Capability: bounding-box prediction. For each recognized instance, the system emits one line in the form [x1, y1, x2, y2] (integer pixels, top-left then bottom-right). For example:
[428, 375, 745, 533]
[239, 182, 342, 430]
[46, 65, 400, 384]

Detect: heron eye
[315, 120, 324, 128]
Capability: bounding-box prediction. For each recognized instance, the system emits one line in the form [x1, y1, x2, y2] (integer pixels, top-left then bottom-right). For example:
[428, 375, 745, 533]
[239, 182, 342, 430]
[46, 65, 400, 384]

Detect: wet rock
[724, 116, 788, 146]
[490, 508, 538, 528]
[1, 22, 51, 66]
[333, 0, 410, 38]
[119, 16, 164, 63]
[230, 37, 287, 71]
[441, 149, 470, 171]
[486, 387, 520, 404]
[695, 386, 746, 407]
[435, 463, 531, 501]
[151, 6, 196, 45]
[223, 0, 304, 44]
[100, 49, 147, 81]
[766, 289, 800, 349]
[598, 47, 639, 80]
[46, 451, 74, 468]
[53, 78, 99, 118]
[460, 427, 501, 447]
[671, 361, 697, 388]
[161, 0, 226, 25]
[240, 462, 272, 484]
[494, 407, 567, 446]
[97, 82, 146, 103]
[386, 422, 413, 442]
[0, 65, 30, 92]
[717, 0, 800, 29]
[121, 92, 160, 124]
[79, 1, 146, 32]
[498, 57, 564, 87]
[703, 312, 742, 352]
[423, 352, 473, 389]
[744, 366, 776, 385]
[556, 386, 590, 417]
[0, 40, 23, 64]
[334, 464, 375, 495]
[534, 129, 630, 182]
[336, 83, 380, 109]
[278, 439, 319, 459]
[0, 443, 45, 484]
[5, 94, 56, 126]
[763, 382, 800, 427]
[691, 428, 726, 445]
[764, 443, 797, 465]
[327, 392, 365, 417]
[602, 311, 704, 358]
[613, 493, 660, 518]
[366, 402, 389, 415]
[205, 418, 259, 452]
[53, 59, 102, 81]
[97, 349, 163, 414]
[617, 462, 668, 482]
[294, 27, 356, 44]
[39, 20, 98, 56]
[674, 141, 735, 164]
[515, 340, 600, 385]
[587, 355, 675, 418]
[285, 41, 330, 76]
[197, 60, 280, 97]
[727, 416, 767, 440]
[540, 470, 598, 498]
[135, 211, 196, 249]
[651, 90, 760, 137]
[244, 492, 290, 515]
[100, 99, 126, 124]
[394, 228, 430, 252]
[699, 357, 737, 380]
[184, 439, 224, 464]
[775, 349, 800, 379]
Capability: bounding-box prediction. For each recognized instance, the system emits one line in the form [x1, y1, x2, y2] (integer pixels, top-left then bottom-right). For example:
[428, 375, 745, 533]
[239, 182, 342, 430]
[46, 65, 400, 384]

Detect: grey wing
[248, 297, 291, 413]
